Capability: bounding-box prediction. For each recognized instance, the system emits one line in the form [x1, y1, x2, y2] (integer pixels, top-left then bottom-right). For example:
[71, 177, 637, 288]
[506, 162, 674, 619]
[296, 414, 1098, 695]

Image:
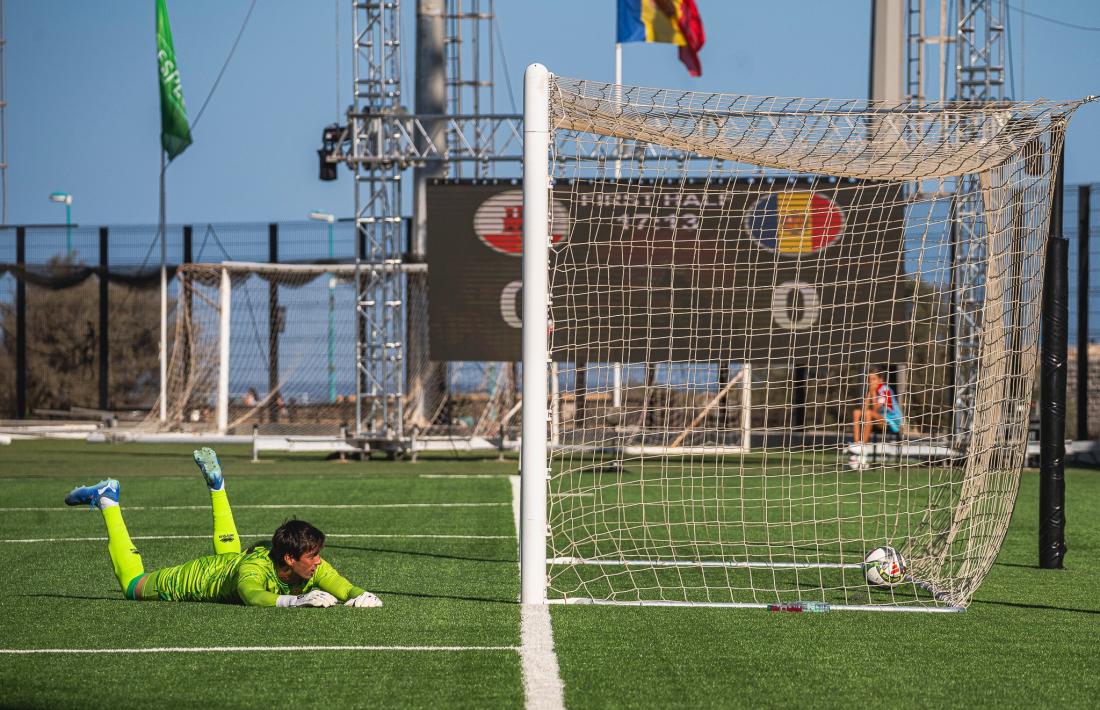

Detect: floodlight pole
[64, 202, 71, 252]
[48, 191, 73, 253]
[612, 42, 623, 408]
[328, 222, 335, 404]
[521, 63, 550, 605]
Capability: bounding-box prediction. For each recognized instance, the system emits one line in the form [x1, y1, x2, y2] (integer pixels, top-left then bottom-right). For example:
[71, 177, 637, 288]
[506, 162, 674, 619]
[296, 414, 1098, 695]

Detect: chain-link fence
[0, 220, 361, 420]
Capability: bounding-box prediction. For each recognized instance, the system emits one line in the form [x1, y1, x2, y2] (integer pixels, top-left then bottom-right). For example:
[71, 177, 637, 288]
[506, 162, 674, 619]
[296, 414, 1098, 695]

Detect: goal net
[520, 64, 1089, 611]
[147, 262, 367, 435]
[144, 262, 516, 446]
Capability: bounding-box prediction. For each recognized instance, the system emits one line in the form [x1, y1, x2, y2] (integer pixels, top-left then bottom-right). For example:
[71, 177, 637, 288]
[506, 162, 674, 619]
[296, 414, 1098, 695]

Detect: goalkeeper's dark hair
[269, 519, 326, 565]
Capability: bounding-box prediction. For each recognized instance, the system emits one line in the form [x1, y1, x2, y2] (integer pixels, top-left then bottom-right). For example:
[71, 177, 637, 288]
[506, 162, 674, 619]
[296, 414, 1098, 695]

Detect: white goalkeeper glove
[344, 591, 383, 608]
[276, 590, 338, 608]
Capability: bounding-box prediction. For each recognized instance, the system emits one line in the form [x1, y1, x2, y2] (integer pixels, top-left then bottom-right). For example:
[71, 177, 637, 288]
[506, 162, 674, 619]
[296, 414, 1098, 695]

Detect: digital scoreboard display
[427, 178, 907, 364]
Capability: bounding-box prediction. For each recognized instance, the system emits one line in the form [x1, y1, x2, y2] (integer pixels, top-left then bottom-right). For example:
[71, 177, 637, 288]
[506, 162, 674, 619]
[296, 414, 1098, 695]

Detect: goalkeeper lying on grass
[64, 447, 382, 609]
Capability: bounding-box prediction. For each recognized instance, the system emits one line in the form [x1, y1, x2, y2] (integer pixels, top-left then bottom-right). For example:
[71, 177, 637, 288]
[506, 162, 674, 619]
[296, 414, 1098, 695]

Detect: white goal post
[520, 63, 1090, 611]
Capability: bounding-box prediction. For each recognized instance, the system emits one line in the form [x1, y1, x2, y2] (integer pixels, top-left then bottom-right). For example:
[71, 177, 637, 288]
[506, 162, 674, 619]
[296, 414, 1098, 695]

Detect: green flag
[156, 0, 192, 161]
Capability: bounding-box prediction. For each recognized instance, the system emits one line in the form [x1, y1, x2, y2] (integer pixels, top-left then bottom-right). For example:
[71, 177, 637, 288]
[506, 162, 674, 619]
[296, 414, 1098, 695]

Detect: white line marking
[548, 557, 860, 569]
[4, 533, 515, 544]
[511, 475, 565, 710]
[4, 503, 509, 512]
[521, 605, 566, 710]
[548, 598, 964, 613]
[419, 474, 510, 479]
[510, 475, 522, 554]
[0, 645, 519, 655]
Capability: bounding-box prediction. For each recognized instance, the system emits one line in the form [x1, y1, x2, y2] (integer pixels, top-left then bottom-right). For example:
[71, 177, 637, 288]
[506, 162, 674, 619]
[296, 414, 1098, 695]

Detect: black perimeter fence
[0, 219, 365, 419]
[1, 187, 1098, 438]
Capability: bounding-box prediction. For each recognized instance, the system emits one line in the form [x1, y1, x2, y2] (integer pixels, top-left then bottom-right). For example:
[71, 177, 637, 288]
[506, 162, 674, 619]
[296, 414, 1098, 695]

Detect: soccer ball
[863, 546, 907, 587]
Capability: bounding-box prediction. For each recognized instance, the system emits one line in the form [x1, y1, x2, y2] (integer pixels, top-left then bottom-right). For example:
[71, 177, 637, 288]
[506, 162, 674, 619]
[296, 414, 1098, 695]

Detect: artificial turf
[0, 439, 1097, 708]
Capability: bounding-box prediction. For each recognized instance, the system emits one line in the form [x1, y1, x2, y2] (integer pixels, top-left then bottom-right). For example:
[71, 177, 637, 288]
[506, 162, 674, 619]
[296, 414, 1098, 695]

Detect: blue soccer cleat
[193, 447, 224, 490]
[64, 479, 120, 509]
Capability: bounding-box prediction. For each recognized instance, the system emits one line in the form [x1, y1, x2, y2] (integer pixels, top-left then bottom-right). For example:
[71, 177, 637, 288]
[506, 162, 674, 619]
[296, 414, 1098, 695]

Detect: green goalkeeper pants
[100, 488, 241, 600]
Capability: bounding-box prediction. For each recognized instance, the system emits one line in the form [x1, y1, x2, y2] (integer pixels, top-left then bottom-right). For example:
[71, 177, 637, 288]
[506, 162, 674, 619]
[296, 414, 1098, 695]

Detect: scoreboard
[427, 178, 907, 364]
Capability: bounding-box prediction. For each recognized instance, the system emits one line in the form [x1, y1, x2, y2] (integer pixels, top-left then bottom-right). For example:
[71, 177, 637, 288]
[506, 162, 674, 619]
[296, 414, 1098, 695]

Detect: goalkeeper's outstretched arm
[237, 519, 382, 608]
[234, 557, 356, 607]
[312, 559, 366, 602]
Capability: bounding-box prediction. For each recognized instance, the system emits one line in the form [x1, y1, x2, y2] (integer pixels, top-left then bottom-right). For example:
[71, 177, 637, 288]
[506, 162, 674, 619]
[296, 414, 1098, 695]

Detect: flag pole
[615, 42, 622, 86]
[159, 150, 168, 423]
[155, 0, 191, 425]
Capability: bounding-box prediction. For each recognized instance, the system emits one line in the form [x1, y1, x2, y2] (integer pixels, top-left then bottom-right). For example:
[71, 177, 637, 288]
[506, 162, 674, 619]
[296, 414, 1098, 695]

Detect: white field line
[419, 474, 510, 479]
[0, 645, 519, 655]
[4, 533, 515, 544]
[3, 502, 508, 513]
[511, 475, 566, 710]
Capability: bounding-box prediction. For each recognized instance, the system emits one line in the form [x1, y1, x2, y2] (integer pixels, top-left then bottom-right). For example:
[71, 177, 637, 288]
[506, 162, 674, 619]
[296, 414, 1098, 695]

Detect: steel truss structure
[351, 1, 406, 442]
[347, 0, 509, 446]
[341, 0, 1010, 447]
[952, 0, 1007, 446]
[907, 0, 1007, 446]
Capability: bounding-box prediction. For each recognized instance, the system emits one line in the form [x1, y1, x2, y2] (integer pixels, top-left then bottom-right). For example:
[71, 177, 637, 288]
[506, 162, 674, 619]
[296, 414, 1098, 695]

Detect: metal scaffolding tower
[955, 0, 1006, 102]
[351, 1, 407, 442]
[343, 0, 520, 447]
[444, 0, 496, 178]
[906, 0, 954, 105]
[952, 0, 1006, 444]
[907, 0, 1007, 446]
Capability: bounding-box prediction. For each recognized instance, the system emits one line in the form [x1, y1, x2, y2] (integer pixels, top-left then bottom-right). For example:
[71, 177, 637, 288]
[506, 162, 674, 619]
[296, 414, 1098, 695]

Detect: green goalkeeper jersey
[150, 546, 365, 607]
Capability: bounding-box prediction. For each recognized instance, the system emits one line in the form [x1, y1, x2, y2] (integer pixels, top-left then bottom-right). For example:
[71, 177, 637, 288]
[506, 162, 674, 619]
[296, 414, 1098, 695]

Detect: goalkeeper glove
[276, 590, 338, 608]
[344, 591, 384, 608]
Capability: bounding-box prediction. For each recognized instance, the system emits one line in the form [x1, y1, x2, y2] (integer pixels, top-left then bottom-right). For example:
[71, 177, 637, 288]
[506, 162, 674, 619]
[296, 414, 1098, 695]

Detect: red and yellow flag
[616, 0, 706, 76]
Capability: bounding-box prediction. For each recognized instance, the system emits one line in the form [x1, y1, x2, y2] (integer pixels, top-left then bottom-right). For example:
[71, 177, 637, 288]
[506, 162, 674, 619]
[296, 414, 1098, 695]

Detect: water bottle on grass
[767, 601, 830, 613]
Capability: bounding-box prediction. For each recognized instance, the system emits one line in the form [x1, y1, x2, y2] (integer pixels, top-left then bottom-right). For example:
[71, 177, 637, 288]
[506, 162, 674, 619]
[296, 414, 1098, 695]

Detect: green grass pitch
[0, 439, 1097, 708]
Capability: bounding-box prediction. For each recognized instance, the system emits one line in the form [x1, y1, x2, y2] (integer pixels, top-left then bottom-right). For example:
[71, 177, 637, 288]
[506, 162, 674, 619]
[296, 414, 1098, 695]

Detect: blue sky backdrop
[5, 1, 1100, 227]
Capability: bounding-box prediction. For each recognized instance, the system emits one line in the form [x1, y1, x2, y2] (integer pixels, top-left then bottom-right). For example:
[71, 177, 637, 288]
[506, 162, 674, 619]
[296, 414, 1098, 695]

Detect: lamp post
[49, 192, 73, 254]
[309, 211, 337, 404]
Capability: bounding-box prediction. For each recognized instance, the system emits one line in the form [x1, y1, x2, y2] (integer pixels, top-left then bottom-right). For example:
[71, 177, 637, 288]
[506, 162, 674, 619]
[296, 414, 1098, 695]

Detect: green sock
[101, 505, 145, 596]
[210, 488, 241, 554]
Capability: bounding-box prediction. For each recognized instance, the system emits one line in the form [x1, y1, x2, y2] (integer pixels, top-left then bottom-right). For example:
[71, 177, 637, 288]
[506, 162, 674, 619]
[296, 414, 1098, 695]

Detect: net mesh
[541, 75, 1089, 609]
[146, 263, 361, 435]
[145, 263, 517, 442]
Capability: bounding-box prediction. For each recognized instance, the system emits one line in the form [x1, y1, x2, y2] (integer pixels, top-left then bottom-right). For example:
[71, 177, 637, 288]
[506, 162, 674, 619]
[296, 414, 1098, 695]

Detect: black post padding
[1040, 153, 1068, 570]
[718, 362, 731, 429]
[574, 363, 587, 428]
[792, 366, 807, 429]
[15, 227, 26, 418]
[1077, 185, 1090, 441]
[182, 224, 193, 264]
[182, 226, 193, 394]
[99, 227, 110, 411]
[268, 223, 280, 424]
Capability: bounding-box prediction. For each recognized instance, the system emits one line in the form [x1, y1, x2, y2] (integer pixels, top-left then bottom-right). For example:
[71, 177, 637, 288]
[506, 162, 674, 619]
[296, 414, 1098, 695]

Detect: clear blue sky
[6, 0, 1100, 227]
